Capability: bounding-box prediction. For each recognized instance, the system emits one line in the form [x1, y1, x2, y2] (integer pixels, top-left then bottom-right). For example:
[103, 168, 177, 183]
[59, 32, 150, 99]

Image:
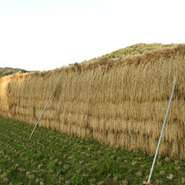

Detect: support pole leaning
[146, 78, 176, 184]
[29, 94, 54, 140]
[29, 75, 62, 140]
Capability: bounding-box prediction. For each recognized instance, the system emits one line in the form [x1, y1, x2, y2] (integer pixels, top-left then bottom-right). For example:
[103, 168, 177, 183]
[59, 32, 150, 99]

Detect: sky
[0, 0, 185, 71]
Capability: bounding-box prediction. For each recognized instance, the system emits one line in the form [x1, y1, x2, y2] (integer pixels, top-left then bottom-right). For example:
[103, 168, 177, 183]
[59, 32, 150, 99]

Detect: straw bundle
[1, 44, 185, 159]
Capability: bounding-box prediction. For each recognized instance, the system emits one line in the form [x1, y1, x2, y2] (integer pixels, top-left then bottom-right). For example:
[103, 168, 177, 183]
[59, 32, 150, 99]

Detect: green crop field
[0, 117, 185, 185]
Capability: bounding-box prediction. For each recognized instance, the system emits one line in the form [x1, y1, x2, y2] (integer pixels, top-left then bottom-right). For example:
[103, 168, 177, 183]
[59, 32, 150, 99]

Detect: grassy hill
[0, 44, 178, 75]
[0, 67, 26, 78]
[82, 43, 178, 64]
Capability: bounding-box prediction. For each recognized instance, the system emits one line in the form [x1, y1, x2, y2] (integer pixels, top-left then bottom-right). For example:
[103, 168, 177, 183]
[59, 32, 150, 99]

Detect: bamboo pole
[29, 94, 54, 140]
[146, 78, 176, 184]
[29, 75, 62, 140]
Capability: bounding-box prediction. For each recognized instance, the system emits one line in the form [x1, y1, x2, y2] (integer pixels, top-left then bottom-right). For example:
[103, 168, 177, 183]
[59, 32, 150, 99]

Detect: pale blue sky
[0, 0, 185, 70]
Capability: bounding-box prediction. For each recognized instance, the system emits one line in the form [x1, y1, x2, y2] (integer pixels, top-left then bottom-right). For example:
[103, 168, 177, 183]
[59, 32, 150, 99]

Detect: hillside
[0, 67, 26, 78]
[0, 44, 178, 75]
[82, 43, 178, 64]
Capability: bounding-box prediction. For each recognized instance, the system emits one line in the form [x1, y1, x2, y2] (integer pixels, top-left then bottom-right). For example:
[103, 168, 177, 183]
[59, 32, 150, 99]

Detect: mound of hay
[1, 43, 185, 159]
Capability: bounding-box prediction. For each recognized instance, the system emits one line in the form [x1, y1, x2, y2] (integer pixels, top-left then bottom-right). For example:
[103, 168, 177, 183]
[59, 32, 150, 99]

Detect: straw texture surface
[1, 44, 185, 158]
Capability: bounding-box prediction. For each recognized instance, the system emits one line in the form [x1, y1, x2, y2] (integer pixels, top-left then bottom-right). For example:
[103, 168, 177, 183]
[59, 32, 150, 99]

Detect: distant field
[0, 117, 184, 185]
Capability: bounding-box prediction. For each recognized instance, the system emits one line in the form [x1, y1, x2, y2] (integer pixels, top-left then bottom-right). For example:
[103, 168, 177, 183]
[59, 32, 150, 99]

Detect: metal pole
[147, 78, 176, 184]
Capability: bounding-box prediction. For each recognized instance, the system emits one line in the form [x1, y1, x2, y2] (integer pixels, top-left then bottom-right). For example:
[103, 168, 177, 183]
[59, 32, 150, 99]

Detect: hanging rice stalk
[0, 44, 185, 158]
